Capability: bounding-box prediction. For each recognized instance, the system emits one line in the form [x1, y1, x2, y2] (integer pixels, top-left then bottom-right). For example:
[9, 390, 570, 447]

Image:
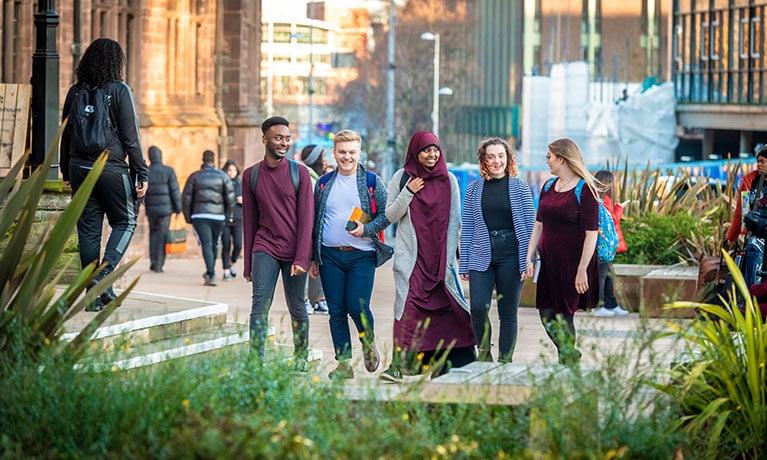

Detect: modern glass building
[673, 0, 767, 158]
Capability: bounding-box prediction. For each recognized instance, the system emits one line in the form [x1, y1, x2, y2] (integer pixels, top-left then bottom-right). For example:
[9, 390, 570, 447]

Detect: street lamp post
[31, 0, 60, 179]
[420, 32, 440, 138]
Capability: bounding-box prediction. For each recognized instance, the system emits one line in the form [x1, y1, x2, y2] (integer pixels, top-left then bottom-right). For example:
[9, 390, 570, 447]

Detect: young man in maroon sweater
[242, 116, 314, 371]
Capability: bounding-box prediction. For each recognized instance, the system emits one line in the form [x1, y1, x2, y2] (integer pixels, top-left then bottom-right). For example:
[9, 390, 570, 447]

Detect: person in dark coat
[59, 38, 148, 312]
[144, 145, 182, 273]
[220, 159, 243, 280]
[182, 150, 236, 286]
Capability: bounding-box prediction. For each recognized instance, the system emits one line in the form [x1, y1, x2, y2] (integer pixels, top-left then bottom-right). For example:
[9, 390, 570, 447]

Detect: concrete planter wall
[520, 264, 699, 318]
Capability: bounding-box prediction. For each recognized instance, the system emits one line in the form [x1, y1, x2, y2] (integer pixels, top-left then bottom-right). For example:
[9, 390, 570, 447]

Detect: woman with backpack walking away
[591, 169, 630, 317]
[524, 138, 600, 365]
[60, 38, 148, 312]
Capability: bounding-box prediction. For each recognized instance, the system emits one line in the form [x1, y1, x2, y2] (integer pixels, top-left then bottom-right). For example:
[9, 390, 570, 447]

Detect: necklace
[555, 176, 578, 192]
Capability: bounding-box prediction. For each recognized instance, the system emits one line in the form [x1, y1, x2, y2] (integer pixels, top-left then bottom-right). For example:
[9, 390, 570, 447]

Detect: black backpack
[68, 83, 114, 155]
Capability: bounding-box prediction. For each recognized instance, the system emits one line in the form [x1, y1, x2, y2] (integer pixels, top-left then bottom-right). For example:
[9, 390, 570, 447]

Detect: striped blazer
[459, 176, 536, 275]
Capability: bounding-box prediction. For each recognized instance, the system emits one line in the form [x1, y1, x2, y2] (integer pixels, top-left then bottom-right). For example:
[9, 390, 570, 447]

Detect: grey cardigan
[312, 165, 393, 267]
[385, 168, 469, 321]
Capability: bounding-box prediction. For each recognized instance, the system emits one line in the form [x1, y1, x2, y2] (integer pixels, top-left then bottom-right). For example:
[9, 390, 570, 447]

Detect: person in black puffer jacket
[144, 145, 182, 273]
[182, 150, 236, 285]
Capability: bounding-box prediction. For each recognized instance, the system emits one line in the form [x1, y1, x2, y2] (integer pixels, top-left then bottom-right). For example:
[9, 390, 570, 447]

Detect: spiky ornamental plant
[0, 123, 138, 368]
[654, 251, 766, 459]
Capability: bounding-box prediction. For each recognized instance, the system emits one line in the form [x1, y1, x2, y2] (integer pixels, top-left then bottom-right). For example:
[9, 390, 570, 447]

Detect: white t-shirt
[321, 173, 375, 251]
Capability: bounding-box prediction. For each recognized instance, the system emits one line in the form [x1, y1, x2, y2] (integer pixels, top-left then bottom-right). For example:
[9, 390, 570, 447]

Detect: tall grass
[0, 341, 691, 459]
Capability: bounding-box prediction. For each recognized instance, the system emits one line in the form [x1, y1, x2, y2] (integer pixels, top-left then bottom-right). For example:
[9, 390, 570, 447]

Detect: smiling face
[333, 140, 361, 176]
[263, 124, 292, 161]
[225, 164, 238, 179]
[417, 145, 440, 169]
[484, 144, 508, 179]
[546, 150, 563, 175]
[758, 155, 767, 175]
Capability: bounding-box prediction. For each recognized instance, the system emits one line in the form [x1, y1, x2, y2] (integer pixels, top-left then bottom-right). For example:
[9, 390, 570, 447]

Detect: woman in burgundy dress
[381, 131, 476, 381]
[524, 138, 600, 364]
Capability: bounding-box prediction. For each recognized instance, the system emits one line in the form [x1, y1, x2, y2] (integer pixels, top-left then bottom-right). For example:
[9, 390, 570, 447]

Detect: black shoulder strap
[251, 160, 300, 197]
[249, 161, 262, 197]
[288, 159, 300, 194]
[399, 171, 409, 192]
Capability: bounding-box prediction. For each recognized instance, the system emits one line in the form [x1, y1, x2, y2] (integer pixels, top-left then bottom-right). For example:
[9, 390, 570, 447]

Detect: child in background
[592, 170, 630, 317]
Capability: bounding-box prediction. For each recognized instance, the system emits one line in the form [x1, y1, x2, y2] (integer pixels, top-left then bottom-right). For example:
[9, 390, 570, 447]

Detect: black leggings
[539, 308, 580, 363]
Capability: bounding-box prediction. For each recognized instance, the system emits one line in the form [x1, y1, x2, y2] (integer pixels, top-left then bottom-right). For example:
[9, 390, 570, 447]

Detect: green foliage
[610, 161, 742, 263]
[655, 251, 767, 459]
[614, 212, 717, 265]
[0, 123, 137, 368]
[0, 344, 692, 459]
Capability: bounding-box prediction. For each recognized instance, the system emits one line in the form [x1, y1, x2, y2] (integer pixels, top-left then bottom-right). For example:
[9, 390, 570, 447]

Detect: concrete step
[62, 290, 323, 370]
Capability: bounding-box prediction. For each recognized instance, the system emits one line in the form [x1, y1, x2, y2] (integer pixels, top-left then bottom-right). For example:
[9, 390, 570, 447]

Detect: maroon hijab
[404, 131, 453, 309]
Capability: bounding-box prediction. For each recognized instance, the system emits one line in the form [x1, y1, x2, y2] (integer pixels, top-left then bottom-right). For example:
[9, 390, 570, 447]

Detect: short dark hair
[757, 145, 767, 160]
[261, 116, 290, 134]
[202, 150, 216, 163]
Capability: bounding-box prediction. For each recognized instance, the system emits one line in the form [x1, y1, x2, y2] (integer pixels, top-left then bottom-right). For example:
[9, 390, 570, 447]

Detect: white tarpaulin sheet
[587, 82, 678, 166]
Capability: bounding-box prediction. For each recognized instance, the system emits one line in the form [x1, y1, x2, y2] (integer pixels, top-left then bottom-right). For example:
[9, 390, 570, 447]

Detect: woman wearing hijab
[381, 131, 476, 382]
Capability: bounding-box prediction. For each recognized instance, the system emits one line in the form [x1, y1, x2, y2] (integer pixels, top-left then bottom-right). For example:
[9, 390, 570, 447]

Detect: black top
[60, 81, 147, 183]
[482, 175, 515, 231]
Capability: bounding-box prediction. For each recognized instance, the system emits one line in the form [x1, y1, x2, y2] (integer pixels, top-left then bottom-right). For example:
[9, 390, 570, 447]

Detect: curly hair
[76, 38, 125, 86]
[477, 137, 517, 179]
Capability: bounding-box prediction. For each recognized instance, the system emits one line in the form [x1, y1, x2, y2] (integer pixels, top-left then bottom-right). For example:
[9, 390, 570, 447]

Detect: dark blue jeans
[319, 246, 376, 361]
[192, 218, 224, 278]
[221, 222, 242, 270]
[468, 228, 523, 362]
[249, 251, 309, 359]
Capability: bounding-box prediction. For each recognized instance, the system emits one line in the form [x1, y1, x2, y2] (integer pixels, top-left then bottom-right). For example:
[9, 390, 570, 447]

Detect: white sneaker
[304, 298, 313, 315]
[313, 299, 329, 315]
[613, 306, 630, 317]
[591, 306, 617, 317]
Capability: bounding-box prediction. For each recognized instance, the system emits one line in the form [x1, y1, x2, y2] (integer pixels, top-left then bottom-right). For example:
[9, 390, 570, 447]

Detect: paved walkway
[121, 254, 687, 381]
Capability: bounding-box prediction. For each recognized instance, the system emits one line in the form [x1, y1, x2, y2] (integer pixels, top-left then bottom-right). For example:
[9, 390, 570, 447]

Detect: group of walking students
[243, 116, 625, 381]
[60, 39, 626, 382]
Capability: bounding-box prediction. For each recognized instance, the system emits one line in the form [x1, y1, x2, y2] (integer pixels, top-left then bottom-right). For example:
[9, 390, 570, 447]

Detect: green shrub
[0, 123, 137, 369]
[655, 251, 767, 459]
[0, 342, 692, 458]
[615, 212, 717, 265]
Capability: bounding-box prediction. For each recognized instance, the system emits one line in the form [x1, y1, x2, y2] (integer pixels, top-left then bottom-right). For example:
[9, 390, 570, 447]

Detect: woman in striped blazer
[459, 138, 535, 362]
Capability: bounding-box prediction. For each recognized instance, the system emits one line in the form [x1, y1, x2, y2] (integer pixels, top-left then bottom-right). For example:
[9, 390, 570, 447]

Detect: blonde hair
[333, 129, 362, 146]
[477, 137, 518, 179]
[547, 138, 603, 200]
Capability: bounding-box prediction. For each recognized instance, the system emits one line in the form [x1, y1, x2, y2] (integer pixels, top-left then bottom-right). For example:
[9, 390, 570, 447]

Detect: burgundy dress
[536, 179, 599, 314]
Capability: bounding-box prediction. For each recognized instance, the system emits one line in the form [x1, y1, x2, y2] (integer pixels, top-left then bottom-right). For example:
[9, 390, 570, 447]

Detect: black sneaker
[85, 297, 105, 312]
[379, 365, 403, 383]
[203, 274, 218, 286]
[100, 287, 117, 305]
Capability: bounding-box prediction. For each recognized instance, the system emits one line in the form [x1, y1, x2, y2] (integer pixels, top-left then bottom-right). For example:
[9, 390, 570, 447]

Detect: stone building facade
[1, 0, 265, 184]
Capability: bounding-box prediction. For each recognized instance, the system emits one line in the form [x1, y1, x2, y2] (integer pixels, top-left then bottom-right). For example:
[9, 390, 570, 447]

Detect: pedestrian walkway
[119, 255, 689, 382]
